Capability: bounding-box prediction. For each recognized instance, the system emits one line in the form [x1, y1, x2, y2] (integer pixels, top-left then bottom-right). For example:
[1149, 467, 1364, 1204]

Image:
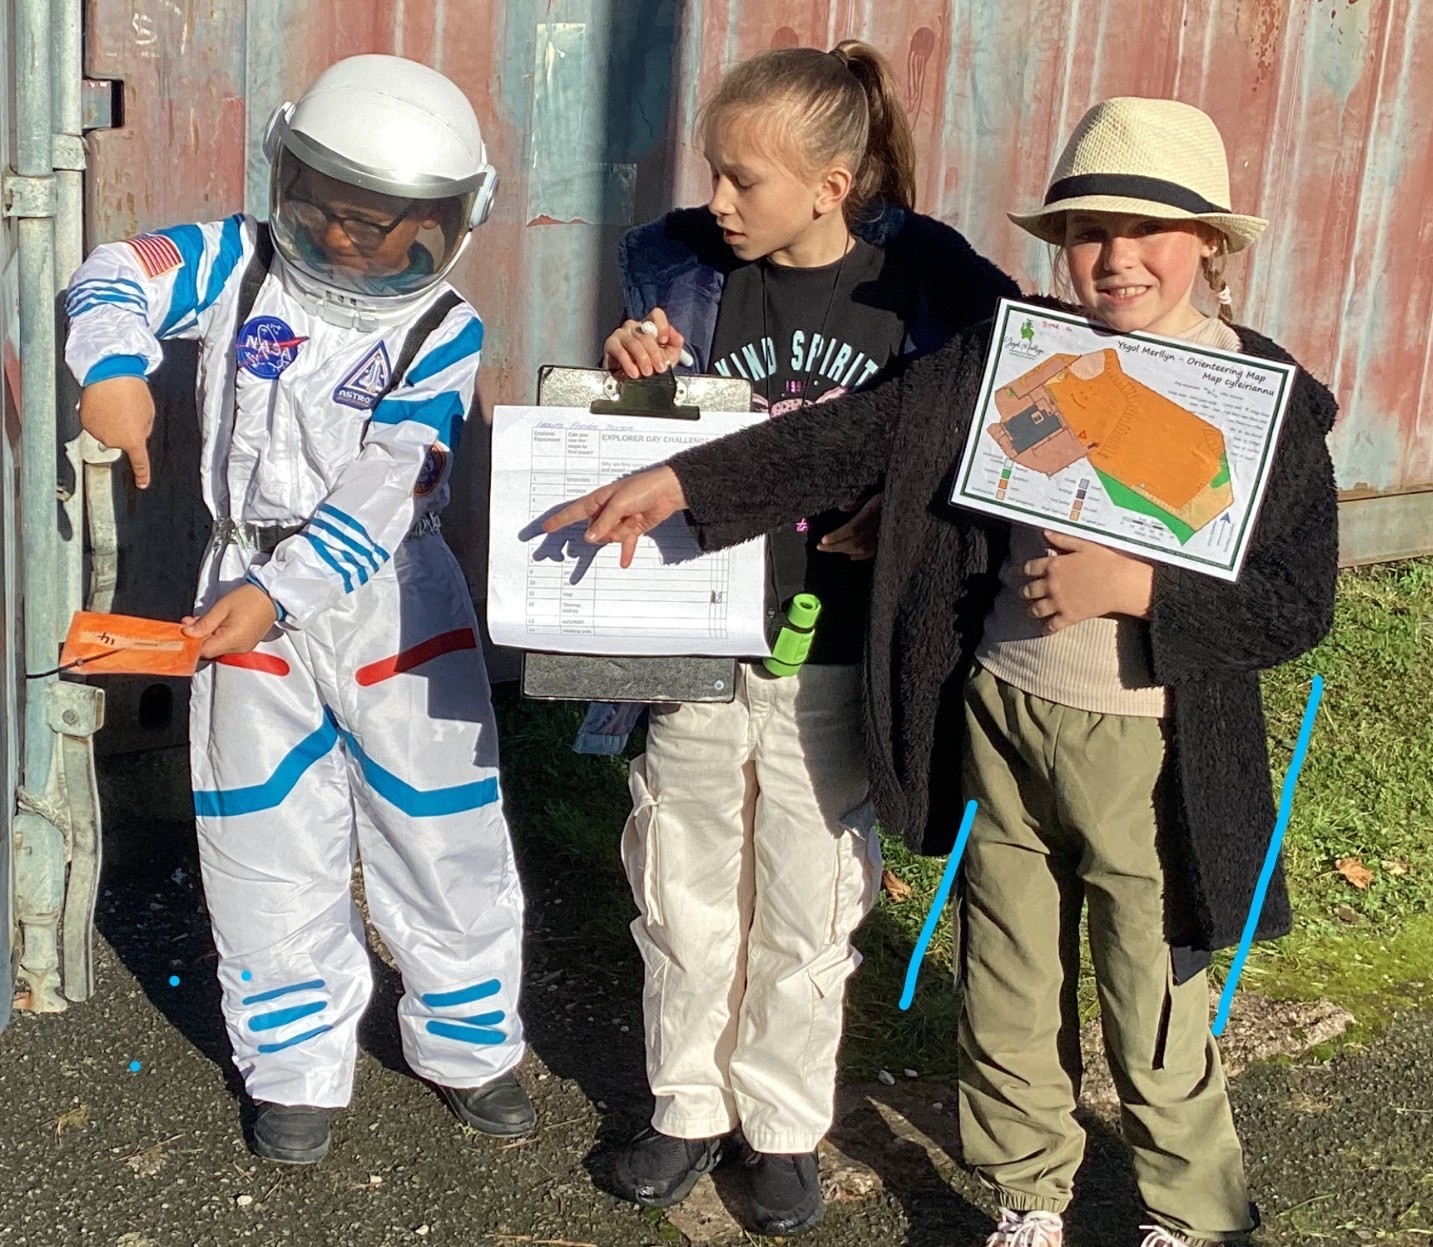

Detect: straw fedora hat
[1008, 97, 1267, 252]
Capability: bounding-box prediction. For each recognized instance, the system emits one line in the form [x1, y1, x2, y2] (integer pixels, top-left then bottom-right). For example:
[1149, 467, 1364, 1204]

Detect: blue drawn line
[1212, 674, 1324, 1037]
[425, 1019, 505, 1045]
[899, 799, 979, 1011]
[242, 978, 326, 1006]
[257, 1024, 332, 1054]
[248, 1000, 327, 1032]
[421, 979, 502, 1009]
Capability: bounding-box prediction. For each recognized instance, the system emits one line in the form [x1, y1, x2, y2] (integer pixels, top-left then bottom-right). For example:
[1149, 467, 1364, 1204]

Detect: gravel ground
[2, 843, 1430, 1247]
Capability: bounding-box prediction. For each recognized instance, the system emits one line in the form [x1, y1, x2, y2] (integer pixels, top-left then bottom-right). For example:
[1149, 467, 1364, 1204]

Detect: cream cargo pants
[621, 661, 880, 1153]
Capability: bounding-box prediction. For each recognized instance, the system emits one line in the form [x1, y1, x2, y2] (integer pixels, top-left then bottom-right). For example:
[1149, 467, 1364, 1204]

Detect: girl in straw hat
[545, 97, 1339, 1246]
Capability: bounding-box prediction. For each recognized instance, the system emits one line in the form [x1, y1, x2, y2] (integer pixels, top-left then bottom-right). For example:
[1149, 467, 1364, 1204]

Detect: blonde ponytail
[1202, 239, 1235, 324]
[699, 41, 918, 224]
[831, 40, 917, 216]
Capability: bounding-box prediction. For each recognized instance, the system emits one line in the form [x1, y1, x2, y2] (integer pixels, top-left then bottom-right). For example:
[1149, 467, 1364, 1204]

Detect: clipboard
[520, 366, 755, 704]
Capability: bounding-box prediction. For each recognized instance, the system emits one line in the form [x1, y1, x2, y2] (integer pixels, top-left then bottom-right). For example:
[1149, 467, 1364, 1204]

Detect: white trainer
[984, 1208, 1065, 1247]
[1138, 1226, 1196, 1247]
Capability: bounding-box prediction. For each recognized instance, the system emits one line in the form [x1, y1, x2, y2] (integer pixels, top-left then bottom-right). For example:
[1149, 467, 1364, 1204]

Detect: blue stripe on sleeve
[155, 224, 206, 337]
[68, 276, 147, 302]
[316, 504, 390, 561]
[155, 218, 246, 338]
[308, 516, 382, 573]
[66, 278, 150, 318]
[331, 542, 371, 586]
[303, 532, 354, 594]
[201, 215, 247, 313]
[402, 316, 484, 387]
[67, 291, 149, 318]
[370, 391, 465, 448]
[82, 355, 149, 385]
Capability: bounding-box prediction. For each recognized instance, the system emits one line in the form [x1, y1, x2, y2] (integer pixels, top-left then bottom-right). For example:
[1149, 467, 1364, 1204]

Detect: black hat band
[1044, 173, 1230, 216]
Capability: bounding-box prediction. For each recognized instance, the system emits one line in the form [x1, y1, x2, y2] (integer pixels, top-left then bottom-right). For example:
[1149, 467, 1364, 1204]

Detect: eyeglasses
[287, 196, 414, 251]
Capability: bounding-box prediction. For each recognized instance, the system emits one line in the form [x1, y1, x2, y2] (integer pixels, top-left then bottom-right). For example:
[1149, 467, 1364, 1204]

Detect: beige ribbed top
[976, 314, 1242, 718]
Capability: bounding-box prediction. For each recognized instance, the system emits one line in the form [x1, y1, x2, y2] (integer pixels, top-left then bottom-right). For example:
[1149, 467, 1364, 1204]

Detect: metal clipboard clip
[519, 366, 752, 705]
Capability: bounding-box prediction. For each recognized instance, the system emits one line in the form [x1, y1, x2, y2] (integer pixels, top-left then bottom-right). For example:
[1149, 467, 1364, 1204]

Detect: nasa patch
[332, 342, 393, 409]
[414, 445, 448, 496]
[236, 316, 309, 379]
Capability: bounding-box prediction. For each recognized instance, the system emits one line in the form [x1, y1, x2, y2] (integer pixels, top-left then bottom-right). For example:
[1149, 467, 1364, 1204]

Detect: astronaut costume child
[66, 56, 532, 1161]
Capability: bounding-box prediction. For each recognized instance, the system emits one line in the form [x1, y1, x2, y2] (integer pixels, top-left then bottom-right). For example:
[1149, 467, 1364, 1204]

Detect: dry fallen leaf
[1381, 859, 1410, 877]
[1335, 857, 1374, 890]
[53, 1105, 89, 1138]
[881, 869, 912, 902]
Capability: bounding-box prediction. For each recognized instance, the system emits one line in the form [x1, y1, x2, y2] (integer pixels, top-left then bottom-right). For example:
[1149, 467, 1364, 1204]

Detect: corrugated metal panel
[665, 0, 1433, 521]
[83, 0, 1432, 571]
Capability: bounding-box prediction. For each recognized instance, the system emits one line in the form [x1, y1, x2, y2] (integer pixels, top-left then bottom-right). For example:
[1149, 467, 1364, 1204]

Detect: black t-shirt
[708, 239, 908, 664]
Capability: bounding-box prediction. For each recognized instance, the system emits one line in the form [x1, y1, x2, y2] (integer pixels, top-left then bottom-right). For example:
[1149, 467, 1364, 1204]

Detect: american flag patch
[125, 232, 184, 279]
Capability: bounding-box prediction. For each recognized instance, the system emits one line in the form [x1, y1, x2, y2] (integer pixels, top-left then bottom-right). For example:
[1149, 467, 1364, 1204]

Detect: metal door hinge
[2, 172, 56, 218]
[52, 134, 86, 172]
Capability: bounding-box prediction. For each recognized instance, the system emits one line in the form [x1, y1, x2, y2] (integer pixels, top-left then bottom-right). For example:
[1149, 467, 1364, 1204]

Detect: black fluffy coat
[672, 303, 1339, 958]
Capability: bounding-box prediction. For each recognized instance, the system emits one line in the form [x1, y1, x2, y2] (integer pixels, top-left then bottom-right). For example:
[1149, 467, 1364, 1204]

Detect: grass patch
[497, 693, 640, 953]
[1217, 558, 1433, 1048]
[497, 558, 1433, 1080]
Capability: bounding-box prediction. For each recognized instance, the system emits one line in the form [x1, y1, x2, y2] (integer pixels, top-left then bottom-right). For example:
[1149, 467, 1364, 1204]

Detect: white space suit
[64, 59, 525, 1108]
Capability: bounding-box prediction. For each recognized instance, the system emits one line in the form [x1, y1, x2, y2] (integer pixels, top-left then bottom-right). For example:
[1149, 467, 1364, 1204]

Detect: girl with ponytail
[582, 40, 1015, 1236]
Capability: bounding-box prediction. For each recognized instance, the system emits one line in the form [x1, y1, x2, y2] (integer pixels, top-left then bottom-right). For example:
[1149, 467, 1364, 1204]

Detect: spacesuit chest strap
[383, 290, 464, 400]
[233, 223, 277, 332]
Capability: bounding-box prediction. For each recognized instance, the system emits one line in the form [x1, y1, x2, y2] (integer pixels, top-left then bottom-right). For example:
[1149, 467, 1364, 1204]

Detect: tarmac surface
[2, 824, 1431, 1247]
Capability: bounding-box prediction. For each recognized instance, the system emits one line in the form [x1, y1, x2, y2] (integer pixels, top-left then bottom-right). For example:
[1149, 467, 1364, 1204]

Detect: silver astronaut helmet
[263, 54, 498, 328]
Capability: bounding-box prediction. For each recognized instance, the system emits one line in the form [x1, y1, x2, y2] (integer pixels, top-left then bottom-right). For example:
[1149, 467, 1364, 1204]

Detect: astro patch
[236, 316, 309, 380]
[332, 342, 392, 409]
[414, 445, 449, 496]
[125, 232, 184, 279]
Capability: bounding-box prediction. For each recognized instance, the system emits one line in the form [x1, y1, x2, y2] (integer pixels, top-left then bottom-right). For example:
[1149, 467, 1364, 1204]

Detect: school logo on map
[332, 342, 392, 409]
[414, 445, 448, 496]
[1006, 317, 1041, 360]
[236, 316, 309, 379]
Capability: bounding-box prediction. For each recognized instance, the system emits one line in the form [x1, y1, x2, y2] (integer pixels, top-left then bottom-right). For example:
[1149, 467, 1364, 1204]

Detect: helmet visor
[269, 149, 473, 298]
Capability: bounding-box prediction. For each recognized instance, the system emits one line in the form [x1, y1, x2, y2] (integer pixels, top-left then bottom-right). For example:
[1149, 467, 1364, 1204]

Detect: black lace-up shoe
[744, 1148, 823, 1235]
[437, 1071, 537, 1137]
[612, 1126, 723, 1207]
[251, 1102, 332, 1164]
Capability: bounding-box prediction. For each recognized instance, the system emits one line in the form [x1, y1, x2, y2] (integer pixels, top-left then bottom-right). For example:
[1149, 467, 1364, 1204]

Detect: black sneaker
[743, 1148, 823, 1236]
[612, 1126, 723, 1207]
[250, 1102, 332, 1164]
[437, 1071, 537, 1137]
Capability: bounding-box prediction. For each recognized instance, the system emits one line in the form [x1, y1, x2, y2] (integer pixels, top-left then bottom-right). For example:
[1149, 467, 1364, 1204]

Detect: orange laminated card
[59, 611, 202, 677]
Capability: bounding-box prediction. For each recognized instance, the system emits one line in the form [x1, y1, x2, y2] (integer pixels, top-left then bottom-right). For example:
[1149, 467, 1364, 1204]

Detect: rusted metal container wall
[663, 0, 1433, 562]
[81, 0, 1431, 643]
